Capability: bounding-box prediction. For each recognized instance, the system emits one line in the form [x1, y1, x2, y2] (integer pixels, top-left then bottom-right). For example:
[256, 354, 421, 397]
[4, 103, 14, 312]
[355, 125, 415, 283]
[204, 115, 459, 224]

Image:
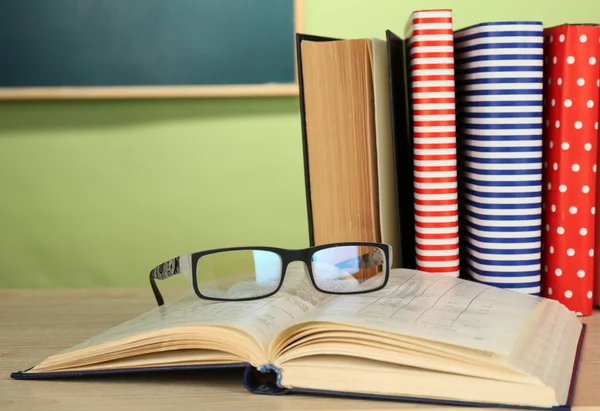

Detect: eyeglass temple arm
[149, 257, 183, 307]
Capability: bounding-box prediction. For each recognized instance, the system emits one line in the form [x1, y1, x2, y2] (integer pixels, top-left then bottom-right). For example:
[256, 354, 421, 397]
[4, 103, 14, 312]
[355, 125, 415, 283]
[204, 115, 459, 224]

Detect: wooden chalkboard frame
[0, 0, 304, 100]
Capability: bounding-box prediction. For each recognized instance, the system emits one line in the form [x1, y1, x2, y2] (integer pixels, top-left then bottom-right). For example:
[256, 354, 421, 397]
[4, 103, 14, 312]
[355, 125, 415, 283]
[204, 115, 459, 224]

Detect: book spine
[542, 25, 600, 315]
[405, 9, 460, 278]
[454, 22, 544, 295]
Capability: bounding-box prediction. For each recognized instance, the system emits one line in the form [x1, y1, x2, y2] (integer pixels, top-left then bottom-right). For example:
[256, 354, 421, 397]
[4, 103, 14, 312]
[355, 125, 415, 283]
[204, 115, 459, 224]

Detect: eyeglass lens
[311, 245, 386, 292]
[195, 250, 282, 299]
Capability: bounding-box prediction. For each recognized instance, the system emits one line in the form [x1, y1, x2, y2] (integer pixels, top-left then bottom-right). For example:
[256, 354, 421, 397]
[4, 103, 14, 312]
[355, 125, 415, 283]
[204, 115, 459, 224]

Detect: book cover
[454, 22, 544, 295]
[541, 24, 600, 315]
[404, 9, 460, 278]
[386, 29, 417, 270]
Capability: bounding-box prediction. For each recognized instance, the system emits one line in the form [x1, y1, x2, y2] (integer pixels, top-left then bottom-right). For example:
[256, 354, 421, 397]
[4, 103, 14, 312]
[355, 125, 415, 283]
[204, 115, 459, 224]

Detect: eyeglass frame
[149, 241, 393, 306]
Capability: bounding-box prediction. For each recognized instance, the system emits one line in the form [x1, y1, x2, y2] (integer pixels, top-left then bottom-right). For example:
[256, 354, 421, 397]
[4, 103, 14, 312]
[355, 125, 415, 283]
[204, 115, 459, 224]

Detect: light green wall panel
[0, 99, 309, 288]
[1, 0, 600, 288]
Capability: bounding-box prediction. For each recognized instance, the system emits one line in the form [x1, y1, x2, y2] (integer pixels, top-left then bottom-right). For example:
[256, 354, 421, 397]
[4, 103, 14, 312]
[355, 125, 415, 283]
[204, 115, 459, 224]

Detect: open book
[12, 265, 585, 410]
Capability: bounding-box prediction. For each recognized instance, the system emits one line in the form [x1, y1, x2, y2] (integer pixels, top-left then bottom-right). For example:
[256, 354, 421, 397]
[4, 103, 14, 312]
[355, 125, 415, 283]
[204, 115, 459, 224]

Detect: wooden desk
[0, 288, 598, 411]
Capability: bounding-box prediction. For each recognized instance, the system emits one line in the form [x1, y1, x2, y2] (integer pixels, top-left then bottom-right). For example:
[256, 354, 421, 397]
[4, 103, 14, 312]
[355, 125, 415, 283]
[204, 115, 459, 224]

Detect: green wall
[2, 0, 600, 288]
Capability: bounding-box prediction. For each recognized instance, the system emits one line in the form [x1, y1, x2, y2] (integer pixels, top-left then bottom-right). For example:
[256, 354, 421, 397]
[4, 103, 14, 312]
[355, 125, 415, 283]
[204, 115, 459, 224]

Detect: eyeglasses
[149, 242, 392, 305]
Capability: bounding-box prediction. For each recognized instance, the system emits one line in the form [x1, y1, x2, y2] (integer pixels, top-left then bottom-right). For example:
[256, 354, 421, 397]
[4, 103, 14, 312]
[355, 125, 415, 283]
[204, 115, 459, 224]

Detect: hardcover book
[295, 33, 402, 267]
[454, 21, 545, 295]
[541, 24, 600, 315]
[404, 10, 461, 278]
[12, 266, 585, 410]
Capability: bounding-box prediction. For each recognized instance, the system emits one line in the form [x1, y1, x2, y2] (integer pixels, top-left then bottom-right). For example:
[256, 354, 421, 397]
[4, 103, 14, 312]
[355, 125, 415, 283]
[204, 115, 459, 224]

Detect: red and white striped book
[405, 9, 460, 278]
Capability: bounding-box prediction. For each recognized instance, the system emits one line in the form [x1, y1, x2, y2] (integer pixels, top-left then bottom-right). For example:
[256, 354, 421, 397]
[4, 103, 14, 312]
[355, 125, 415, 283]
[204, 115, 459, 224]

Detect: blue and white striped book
[453, 22, 544, 295]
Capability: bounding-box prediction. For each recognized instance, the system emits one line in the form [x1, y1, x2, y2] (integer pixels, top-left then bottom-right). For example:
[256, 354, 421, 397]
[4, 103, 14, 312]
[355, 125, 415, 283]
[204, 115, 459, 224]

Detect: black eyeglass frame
[149, 242, 392, 306]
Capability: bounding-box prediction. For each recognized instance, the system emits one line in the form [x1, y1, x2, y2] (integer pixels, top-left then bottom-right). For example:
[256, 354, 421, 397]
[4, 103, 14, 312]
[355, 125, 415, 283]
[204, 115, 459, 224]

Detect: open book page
[508, 298, 582, 404]
[58, 263, 341, 358]
[299, 268, 543, 356]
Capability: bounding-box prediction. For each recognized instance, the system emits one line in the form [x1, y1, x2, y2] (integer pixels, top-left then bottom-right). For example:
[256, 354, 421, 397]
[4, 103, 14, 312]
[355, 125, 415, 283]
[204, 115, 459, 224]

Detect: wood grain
[0, 84, 299, 100]
[0, 288, 598, 411]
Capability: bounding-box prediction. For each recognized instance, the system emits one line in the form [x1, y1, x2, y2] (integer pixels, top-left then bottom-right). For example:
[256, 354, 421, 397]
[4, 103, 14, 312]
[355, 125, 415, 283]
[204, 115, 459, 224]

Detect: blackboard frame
[0, 0, 304, 100]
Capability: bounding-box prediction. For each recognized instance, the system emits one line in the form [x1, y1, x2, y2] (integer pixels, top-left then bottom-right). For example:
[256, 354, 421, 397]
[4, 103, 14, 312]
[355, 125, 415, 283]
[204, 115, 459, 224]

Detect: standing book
[454, 21, 544, 295]
[404, 9, 461, 278]
[296, 32, 419, 267]
[11, 266, 586, 410]
[542, 24, 600, 315]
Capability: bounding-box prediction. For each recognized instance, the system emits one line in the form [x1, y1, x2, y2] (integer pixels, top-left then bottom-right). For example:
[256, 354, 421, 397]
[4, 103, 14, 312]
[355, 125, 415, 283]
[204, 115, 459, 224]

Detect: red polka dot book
[541, 25, 600, 316]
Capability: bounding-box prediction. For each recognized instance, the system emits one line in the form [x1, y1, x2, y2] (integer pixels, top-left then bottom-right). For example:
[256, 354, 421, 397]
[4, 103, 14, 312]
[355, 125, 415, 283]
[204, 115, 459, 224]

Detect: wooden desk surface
[0, 288, 598, 411]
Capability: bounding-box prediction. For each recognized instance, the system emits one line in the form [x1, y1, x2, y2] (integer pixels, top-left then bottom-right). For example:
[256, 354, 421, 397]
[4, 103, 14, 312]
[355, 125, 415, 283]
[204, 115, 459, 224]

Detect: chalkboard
[0, 0, 303, 99]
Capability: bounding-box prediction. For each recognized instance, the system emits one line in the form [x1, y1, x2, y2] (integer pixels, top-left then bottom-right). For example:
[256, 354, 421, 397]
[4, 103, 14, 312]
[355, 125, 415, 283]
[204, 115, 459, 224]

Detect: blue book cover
[454, 22, 544, 295]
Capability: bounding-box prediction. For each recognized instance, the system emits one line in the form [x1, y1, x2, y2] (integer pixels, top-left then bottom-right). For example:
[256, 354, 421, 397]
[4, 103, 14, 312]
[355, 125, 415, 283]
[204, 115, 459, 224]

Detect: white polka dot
[553, 56, 557, 64]
[545, 224, 550, 231]
[549, 35, 554, 43]
[544, 161, 548, 169]
[570, 206, 578, 214]
[559, 184, 567, 192]
[572, 163, 580, 171]
[580, 34, 587, 43]
[588, 100, 595, 108]
[565, 290, 573, 298]
[588, 291, 593, 299]
[577, 270, 586, 278]
[547, 182, 552, 190]
[581, 227, 588, 235]
[576, 312, 583, 316]
[555, 120, 560, 128]
[564, 99, 572, 107]
[555, 268, 562, 276]
[598, 79, 600, 87]
[567, 56, 575, 64]
[558, 77, 563, 85]
[562, 142, 570, 150]
[544, 265, 548, 272]
[583, 185, 590, 193]
[548, 287, 553, 295]
[596, 122, 598, 130]
[575, 121, 583, 129]
[591, 57, 597, 65]
[557, 226, 565, 234]
[592, 207, 596, 215]
[594, 164, 597, 172]
[553, 162, 558, 170]
[578, 78, 585, 86]
[550, 246, 555, 254]
[551, 98, 556, 106]
[560, 34, 565, 42]
[585, 143, 592, 151]
[567, 248, 575, 256]
[549, 141, 554, 148]
[551, 204, 556, 212]
[548, 78, 551, 85]
[545, 119, 550, 127]
[590, 249, 595, 257]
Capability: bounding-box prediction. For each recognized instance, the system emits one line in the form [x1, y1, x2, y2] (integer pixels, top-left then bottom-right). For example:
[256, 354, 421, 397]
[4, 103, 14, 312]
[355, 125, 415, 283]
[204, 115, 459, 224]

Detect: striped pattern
[454, 22, 544, 295]
[405, 10, 460, 278]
